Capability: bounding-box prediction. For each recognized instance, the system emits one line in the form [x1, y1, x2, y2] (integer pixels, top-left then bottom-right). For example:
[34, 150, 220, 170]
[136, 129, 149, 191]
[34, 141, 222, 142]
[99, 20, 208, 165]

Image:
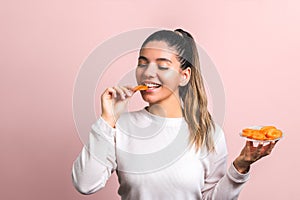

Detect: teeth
[145, 83, 160, 88]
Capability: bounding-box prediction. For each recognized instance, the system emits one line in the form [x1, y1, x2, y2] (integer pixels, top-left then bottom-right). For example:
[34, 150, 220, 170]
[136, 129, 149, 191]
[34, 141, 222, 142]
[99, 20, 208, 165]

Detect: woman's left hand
[233, 141, 278, 174]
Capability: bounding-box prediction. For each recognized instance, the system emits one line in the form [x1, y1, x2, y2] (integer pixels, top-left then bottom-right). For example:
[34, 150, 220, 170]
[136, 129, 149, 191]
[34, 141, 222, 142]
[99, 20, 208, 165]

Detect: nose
[143, 63, 157, 78]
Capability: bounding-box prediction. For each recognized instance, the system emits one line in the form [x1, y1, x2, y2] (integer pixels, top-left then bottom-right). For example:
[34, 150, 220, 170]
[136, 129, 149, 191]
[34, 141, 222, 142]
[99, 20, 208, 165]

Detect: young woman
[72, 29, 277, 199]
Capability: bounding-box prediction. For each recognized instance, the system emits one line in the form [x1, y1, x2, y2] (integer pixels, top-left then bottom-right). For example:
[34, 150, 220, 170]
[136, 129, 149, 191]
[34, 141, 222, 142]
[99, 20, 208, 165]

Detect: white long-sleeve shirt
[72, 108, 249, 200]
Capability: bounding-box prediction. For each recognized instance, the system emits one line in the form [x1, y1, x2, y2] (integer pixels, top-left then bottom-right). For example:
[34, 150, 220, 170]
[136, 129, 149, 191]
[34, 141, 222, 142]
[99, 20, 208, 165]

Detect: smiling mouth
[143, 82, 161, 89]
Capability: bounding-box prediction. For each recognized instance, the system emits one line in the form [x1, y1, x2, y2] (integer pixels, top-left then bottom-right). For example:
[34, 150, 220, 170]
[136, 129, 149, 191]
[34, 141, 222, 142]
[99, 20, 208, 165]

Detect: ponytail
[174, 29, 215, 152]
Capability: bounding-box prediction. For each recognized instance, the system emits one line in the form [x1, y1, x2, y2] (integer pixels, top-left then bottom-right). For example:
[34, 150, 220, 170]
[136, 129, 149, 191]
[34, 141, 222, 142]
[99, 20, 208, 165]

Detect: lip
[144, 87, 159, 92]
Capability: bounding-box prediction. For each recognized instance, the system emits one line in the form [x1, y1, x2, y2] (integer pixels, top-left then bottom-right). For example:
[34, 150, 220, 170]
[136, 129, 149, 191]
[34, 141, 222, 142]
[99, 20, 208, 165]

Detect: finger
[120, 86, 133, 97]
[124, 85, 135, 92]
[242, 141, 251, 153]
[257, 141, 275, 157]
[269, 141, 277, 148]
[113, 86, 127, 100]
[257, 142, 264, 150]
[265, 141, 276, 150]
[246, 140, 253, 148]
[255, 142, 265, 155]
[105, 87, 117, 98]
[264, 141, 277, 155]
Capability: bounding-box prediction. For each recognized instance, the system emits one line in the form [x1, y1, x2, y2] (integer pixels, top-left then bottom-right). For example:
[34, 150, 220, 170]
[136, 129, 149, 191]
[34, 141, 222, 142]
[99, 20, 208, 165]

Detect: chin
[141, 96, 156, 104]
[141, 93, 159, 104]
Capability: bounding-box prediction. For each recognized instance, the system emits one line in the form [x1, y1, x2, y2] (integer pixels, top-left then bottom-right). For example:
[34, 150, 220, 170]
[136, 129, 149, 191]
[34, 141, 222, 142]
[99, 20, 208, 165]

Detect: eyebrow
[138, 56, 172, 63]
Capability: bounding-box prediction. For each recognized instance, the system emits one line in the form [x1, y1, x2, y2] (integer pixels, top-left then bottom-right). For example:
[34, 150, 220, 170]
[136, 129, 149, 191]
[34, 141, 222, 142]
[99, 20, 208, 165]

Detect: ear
[179, 67, 191, 86]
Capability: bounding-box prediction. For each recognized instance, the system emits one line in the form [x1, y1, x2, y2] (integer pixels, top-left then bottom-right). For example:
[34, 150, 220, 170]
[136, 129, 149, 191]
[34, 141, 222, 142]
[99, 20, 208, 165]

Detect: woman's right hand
[101, 86, 134, 128]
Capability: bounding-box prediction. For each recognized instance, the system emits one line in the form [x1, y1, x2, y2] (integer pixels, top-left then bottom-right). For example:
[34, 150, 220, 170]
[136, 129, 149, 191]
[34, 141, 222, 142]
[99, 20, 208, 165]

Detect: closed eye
[137, 63, 148, 68]
[157, 59, 171, 70]
[158, 65, 169, 70]
[138, 56, 149, 68]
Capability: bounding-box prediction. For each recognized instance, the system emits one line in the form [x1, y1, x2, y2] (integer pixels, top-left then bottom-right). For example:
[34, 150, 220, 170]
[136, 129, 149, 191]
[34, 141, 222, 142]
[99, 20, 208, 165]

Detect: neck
[147, 95, 183, 118]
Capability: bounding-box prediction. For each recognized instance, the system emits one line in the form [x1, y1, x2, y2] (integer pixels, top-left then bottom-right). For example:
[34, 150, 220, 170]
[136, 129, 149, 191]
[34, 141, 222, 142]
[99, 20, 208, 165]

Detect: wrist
[233, 157, 250, 174]
[101, 114, 116, 128]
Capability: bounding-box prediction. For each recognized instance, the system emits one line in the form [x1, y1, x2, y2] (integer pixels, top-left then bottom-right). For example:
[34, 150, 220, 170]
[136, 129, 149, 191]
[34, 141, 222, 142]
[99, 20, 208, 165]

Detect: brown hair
[141, 29, 215, 152]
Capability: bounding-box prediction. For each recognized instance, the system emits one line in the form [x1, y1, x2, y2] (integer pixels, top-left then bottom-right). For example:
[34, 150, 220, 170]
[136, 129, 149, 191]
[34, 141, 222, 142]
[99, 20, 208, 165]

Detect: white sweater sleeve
[201, 127, 250, 200]
[72, 117, 117, 194]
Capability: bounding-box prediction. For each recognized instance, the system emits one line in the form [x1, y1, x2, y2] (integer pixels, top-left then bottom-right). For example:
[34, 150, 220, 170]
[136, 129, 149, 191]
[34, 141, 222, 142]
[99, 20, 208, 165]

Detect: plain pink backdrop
[1, 0, 299, 199]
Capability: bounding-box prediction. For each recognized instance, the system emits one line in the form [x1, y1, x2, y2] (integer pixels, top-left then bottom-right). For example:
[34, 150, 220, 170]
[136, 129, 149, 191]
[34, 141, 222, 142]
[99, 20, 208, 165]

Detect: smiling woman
[71, 29, 278, 200]
[135, 40, 186, 110]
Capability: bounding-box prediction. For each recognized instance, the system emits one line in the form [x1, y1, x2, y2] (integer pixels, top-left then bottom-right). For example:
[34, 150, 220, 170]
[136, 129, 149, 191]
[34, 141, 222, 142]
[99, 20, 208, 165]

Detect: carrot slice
[242, 128, 254, 137]
[248, 130, 267, 140]
[260, 126, 277, 131]
[133, 85, 148, 92]
[266, 129, 282, 140]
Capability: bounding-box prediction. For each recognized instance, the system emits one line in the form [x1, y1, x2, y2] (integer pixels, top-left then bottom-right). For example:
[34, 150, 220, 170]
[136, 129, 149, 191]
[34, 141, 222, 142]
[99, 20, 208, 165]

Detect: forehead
[140, 41, 178, 59]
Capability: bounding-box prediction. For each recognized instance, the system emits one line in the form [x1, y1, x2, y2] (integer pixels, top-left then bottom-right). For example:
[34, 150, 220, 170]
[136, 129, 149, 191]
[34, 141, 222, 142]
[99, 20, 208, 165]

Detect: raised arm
[72, 85, 133, 194]
[72, 117, 117, 194]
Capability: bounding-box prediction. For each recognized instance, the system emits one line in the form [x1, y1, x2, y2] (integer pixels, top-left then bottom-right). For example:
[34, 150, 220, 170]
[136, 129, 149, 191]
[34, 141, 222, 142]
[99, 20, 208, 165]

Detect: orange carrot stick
[133, 85, 148, 92]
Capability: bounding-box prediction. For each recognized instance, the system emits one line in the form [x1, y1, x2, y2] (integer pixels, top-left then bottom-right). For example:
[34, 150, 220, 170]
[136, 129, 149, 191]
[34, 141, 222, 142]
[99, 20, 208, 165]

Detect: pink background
[1, 0, 299, 199]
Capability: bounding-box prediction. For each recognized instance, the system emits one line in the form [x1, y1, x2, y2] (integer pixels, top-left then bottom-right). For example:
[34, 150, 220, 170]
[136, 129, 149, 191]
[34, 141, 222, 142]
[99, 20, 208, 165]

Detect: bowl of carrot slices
[240, 126, 283, 142]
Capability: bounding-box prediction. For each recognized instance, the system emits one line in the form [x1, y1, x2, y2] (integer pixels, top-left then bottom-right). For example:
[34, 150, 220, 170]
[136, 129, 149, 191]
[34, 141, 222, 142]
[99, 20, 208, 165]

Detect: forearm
[72, 146, 115, 194]
[210, 163, 249, 200]
[72, 117, 117, 194]
[202, 160, 249, 200]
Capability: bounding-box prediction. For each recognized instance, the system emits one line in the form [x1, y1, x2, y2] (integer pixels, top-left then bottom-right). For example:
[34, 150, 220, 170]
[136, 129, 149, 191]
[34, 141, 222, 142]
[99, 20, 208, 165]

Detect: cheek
[135, 68, 142, 82]
[160, 71, 181, 85]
